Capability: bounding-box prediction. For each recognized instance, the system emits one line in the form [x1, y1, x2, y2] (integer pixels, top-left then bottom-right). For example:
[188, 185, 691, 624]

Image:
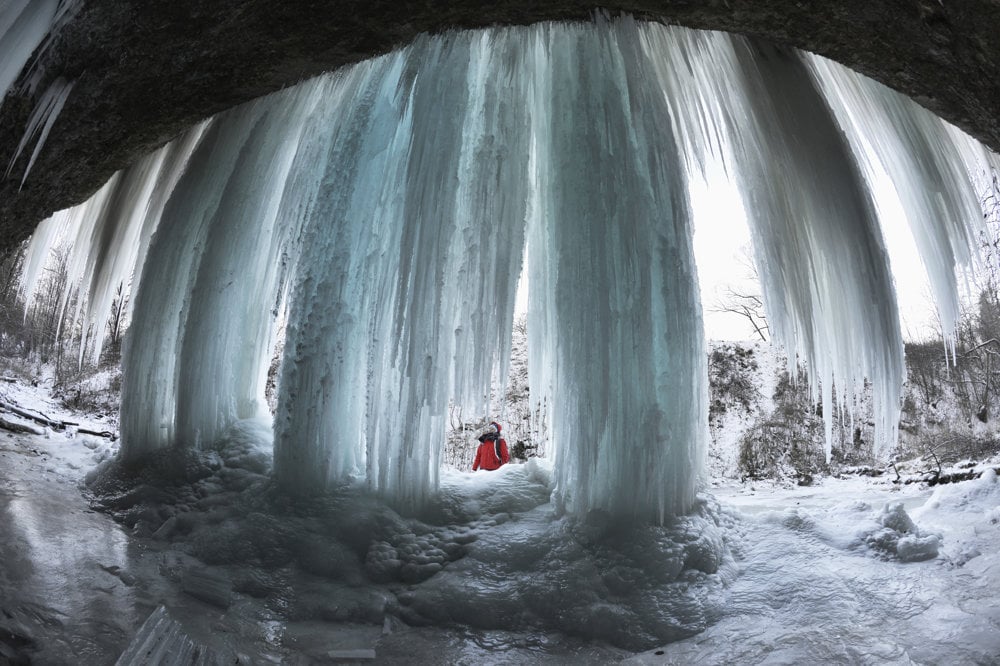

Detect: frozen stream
[0, 395, 998, 663]
[0, 429, 137, 662]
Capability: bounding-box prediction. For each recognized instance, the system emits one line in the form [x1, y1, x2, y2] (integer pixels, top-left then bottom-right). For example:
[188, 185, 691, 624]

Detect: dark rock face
[1, 0, 998, 251]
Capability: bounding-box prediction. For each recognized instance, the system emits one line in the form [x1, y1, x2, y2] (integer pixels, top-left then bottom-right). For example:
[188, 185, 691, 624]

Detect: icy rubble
[83, 417, 736, 652]
[114, 606, 234, 666]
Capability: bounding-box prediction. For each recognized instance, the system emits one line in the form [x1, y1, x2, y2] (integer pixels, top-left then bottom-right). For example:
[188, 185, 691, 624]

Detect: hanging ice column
[733, 39, 905, 457]
[11, 18, 997, 519]
[645, 29, 907, 459]
[274, 31, 532, 503]
[806, 53, 989, 341]
[121, 85, 322, 461]
[527, 19, 707, 523]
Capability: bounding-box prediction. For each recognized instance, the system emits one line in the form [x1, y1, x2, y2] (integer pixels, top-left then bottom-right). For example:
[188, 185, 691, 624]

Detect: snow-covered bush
[736, 369, 828, 484]
[53, 365, 121, 418]
[708, 343, 762, 421]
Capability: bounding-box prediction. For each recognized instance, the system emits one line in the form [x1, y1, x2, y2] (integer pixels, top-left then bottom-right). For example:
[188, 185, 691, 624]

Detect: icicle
[272, 55, 416, 493]
[16, 125, 207, 368]
[77, 126, 208, 366]
[18, 209, 71, 314]
[6, 76, 74, 187]
[16, 0, 81, 96]
[738, 41, 905, 460]
[0, 0, 59, 104]
[805, 54, 986, 343]
[274, 30, 531, 504]
[174, 86, 321, 451]
[644, 31, 905, 459]
[120, 104, 278, 461]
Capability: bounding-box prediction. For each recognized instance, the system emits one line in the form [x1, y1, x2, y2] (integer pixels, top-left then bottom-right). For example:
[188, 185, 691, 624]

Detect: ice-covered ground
[1, 379, 998, 664]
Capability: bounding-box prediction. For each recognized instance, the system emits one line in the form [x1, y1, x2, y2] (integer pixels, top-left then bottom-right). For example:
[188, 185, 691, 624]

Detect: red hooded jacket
[472, 422, 509, 471]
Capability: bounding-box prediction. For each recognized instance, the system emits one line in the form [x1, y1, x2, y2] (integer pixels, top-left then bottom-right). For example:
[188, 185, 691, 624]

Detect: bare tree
[99, 280, 130, 366]
[976, 167, 1000, 290]
[713, 287, 769, 342]
[710, 245, 769, 342]
[941, 167, 1000, 423]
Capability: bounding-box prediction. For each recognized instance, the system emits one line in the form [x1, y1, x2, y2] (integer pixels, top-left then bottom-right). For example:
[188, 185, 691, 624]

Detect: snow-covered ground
[629, 475, 1000, 664]
[1, 378, 999, 664]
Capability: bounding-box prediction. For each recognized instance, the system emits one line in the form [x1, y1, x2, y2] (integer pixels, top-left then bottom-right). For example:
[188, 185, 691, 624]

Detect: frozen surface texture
[16, 19, 997, 521]
[84, 419, 734, 654]
[628, 473, 1000, 664]
[3, 381, 1000, 663]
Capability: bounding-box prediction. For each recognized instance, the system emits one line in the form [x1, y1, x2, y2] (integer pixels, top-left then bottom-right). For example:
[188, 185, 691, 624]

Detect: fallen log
[0, 401, 116, 439]
[0, 400, 57, 428]
[77, 427, 116, 439]
[0, 415, 46, 435]
[898, 466, 1000, 486]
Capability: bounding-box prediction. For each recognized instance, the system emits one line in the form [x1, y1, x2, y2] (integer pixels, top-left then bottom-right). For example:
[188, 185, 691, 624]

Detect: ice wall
[526, 19, 706, 522]
[273, 32, 533, 504]
[12, 19, 996, 520]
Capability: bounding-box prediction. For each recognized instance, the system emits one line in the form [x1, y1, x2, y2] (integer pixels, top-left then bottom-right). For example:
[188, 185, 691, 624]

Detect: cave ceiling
[1, 0, 998, 251]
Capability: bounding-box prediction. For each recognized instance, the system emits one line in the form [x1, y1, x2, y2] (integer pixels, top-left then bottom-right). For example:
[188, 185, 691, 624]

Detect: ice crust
[87, 421, 737, 652]
[78, 416, 1000, 659]
[13, 19, 997, 521]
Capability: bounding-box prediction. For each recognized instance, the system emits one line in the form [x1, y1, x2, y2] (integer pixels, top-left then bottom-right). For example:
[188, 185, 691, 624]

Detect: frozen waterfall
[14, 19, 998, 522]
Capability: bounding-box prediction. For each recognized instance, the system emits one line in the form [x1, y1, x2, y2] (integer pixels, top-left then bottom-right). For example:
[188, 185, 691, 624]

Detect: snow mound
[396, 496, 735, 650]
[753, 495, 941, 563]
[915, 467, 1000, 516]
[863, 502, 940, 562]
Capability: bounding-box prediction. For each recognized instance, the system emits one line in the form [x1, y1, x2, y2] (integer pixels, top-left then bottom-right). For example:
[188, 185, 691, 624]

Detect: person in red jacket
[472, 421, 509, 471]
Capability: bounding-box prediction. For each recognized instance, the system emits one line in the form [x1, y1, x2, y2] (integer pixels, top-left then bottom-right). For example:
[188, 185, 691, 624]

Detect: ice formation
[12, 19, 998, 521]
[1, 0, 80, 182]
[525, 19, 705, 523]
[807, 54, 992, 345]
[0, 0, 64, 103]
